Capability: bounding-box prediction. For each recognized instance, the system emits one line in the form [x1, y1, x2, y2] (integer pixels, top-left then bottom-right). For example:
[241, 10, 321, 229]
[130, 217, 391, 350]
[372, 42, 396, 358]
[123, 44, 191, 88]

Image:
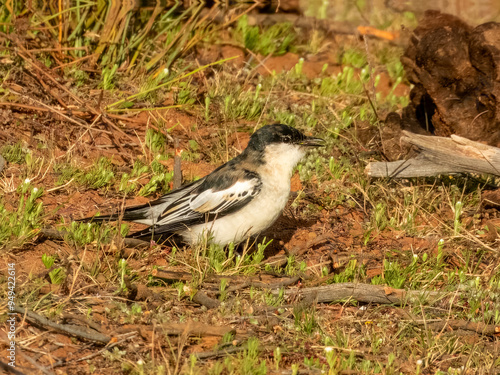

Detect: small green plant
[203, 238, 271, 275]
[0, 181, 44, 250]
[81, 157, 115, 189]
[219, 278, 229, 301]
[145, 128, 167, 154]
[293, 306, 319, 335]
[220, 84, 264, 121]
[100, 64, 118, 90]
[273, 347, 282, 371]
[41, 253, 66, 284]
[119, 160, 150, 194]
[64, 221, 120, 247]
[341, 48, 367, 68]
[235, 15, 295, 56]
[175, 81, 196, 105]
[372, 259, 407, 289]
[453, 200, 462, 235]
[283, 255, 307, 276]
[1, 142, 27, 164]
[329, 259, 365, 283]
[328, 156, 350, 180]
[237, 337, 267, 375]
[264, 287, 284, 307]
[138, 158, 173, 196]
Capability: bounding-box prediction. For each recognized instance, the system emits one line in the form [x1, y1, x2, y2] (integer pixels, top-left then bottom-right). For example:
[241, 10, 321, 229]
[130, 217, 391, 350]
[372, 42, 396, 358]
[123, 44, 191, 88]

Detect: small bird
[85, 124, 324, 245]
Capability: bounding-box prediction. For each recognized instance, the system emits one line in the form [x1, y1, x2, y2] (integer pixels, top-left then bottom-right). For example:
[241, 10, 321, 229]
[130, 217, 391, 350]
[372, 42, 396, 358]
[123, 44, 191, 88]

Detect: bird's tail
[76, 213, 120, 223]
[77, 204, 155, 225]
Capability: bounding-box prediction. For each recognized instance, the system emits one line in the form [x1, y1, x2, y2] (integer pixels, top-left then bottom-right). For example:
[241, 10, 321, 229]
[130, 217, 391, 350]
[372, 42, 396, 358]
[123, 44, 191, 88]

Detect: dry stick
[272, 282, 445, 305]
[33, 69, 68, 109]
[159, 322, 234, 337]
[16, 350, 55, 375]
[194, 346, 246, 360]
[173, 137, 182, 189]
[0, 102, 52, 112]
[14, 306, 111, 344]
[0, 360, 28, 375]
[416, 320, 500, 336]
[192, 290, 220, 309]
[0, 155, 5, 174]
[60, 313, 103, 332]
[219, 276, 301, 296]
[38, 228, 150, 249]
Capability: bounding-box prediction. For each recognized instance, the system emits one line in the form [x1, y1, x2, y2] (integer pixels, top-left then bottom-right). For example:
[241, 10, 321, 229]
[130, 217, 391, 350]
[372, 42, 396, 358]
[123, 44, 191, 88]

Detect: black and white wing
[130, 170, 262, 238]
[83, 178, 205, 225]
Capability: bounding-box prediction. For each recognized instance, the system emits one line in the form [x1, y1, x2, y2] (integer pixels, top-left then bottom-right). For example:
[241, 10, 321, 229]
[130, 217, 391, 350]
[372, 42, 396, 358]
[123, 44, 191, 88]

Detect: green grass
[2, 2, 500, 374]
[0, 182, 44, 250]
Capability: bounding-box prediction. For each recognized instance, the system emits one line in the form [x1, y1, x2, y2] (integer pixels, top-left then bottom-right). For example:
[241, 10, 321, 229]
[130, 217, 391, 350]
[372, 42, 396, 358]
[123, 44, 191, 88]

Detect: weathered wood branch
[417, 319, 500, 336]
[274, 282, 445, 305]
[366, 131, 500, 178]
[14, 306, 111, 344]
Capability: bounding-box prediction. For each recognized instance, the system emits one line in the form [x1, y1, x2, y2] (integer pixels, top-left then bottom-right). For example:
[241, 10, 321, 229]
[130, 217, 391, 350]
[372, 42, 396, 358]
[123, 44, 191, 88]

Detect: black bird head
[246, 124, 325, 152]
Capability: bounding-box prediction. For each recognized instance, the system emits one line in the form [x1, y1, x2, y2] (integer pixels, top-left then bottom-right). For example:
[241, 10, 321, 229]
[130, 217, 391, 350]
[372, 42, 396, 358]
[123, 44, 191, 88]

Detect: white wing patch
[153, 177, 261, 229]
[190, 178, 261, 213]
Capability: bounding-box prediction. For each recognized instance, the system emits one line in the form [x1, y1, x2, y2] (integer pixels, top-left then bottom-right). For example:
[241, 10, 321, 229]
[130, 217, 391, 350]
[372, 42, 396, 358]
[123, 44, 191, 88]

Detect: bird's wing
[83, 178, 205, 225]
[136, 170, 262, 236]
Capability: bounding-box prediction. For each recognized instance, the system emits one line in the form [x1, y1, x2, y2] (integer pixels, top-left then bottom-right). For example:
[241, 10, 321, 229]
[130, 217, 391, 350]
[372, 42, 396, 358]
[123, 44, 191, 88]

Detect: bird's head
[244, 124, 325, 172]
[246, 124, 325, 152]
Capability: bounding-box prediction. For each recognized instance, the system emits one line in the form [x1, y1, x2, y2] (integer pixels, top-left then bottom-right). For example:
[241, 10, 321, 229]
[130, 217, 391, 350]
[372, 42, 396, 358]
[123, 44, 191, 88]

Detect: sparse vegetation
[1, 2, 499, 374]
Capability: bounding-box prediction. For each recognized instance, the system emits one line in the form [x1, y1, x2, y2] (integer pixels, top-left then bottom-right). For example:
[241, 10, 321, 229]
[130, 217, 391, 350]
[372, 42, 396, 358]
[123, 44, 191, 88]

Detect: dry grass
[0, 2, 499, 375]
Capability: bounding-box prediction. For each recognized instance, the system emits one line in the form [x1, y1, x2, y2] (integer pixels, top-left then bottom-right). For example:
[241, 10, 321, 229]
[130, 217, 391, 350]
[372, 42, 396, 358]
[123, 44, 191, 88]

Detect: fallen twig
[192, 290, 221, 309]
[0, 155, 5, 174]
[194, 346, 246, 360]
[116, 321, 234, 337]
[417, 319, 500, 337]
[273, 282, 445, 305]
[14, 306, 111, 344]
[0, 359, 28, 375]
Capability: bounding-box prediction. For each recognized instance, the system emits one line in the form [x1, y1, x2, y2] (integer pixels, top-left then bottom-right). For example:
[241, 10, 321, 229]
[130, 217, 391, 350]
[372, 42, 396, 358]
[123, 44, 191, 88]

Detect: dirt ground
[1, 3, 499, 375]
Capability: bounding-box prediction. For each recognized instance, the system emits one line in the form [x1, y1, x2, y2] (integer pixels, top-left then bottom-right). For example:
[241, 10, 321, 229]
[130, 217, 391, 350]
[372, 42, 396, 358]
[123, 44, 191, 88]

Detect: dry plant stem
[14, 306, 111, 344]
[173, 137, 182, 189]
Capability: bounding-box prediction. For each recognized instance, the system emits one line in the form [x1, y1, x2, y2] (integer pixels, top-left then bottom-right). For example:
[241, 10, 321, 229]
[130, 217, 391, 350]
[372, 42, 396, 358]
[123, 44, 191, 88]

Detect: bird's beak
[300, 136, 325, 147]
